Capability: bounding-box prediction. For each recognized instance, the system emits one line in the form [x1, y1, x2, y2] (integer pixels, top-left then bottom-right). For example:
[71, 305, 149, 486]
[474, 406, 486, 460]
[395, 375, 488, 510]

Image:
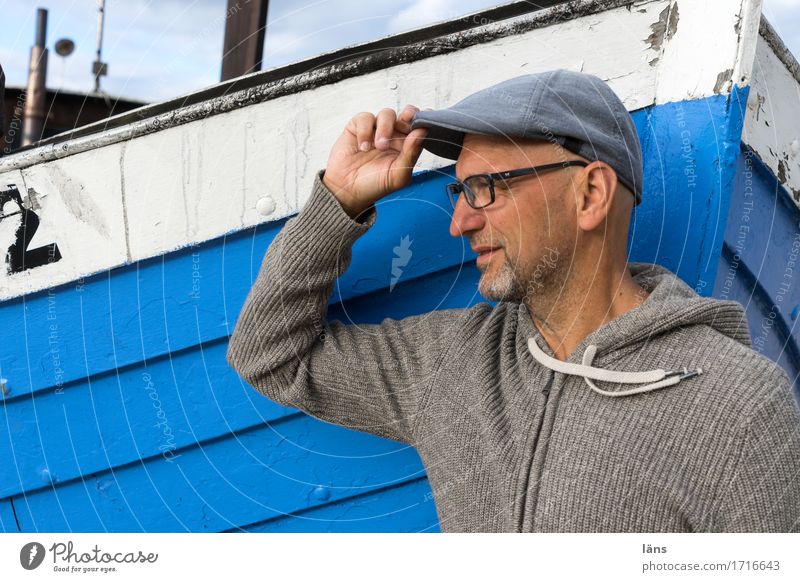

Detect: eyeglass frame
[445, 160, 589, 210]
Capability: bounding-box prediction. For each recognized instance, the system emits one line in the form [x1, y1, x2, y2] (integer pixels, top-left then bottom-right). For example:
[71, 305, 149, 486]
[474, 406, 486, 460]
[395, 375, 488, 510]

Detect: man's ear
[576, 161, 617, 232]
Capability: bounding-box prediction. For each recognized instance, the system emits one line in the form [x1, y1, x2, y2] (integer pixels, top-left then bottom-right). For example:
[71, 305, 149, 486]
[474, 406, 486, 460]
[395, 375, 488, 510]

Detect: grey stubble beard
[478, 246, 564, 307]
[478, 251, 526, 302]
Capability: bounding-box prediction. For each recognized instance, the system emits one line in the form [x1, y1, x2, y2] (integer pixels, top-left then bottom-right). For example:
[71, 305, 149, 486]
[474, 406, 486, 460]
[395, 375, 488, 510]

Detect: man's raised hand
[322, 104, 428, 220]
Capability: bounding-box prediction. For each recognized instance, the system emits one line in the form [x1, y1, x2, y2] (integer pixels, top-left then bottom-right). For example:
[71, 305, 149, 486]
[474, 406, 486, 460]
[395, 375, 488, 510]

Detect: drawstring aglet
[664, 366, 703, 381]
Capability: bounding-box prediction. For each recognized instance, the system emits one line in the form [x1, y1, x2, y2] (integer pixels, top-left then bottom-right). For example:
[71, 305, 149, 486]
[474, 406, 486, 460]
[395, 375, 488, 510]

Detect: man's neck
[525, 262, 649, 361]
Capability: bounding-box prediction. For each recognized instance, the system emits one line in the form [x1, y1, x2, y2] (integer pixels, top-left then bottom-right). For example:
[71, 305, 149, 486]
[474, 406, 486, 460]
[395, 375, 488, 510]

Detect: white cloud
[387, 0, 499, 34]
[0, 47, 30, 81]
[263, 30, 307, 58]
[762, 0, 800, 60]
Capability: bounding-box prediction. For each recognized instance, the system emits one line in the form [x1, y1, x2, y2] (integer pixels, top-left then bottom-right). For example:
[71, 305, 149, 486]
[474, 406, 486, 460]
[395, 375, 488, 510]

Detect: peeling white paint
[0, 148, 127, 299]
[743, 29, 800, 204]
[732, 0, 765, 88]
[654, 0, 762, 102]
[0, 0, 768, 301]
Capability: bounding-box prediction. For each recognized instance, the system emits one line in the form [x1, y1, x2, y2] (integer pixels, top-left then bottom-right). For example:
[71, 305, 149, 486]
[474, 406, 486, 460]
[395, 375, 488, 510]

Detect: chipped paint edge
[653, 0, 762, 103]
[741, 17, 800, 204]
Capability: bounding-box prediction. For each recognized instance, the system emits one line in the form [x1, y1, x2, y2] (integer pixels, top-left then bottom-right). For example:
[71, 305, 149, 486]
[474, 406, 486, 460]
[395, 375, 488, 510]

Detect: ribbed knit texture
[227, 171, 800, 532]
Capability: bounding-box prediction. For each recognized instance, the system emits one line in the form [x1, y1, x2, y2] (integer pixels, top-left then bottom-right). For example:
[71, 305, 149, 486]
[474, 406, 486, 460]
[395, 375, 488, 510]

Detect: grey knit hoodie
[227, 172, 800, 532]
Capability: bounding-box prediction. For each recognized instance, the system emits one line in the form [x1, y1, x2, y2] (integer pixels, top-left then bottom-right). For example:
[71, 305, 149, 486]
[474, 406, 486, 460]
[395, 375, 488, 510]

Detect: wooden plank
[242, 477, 438, 532]
[0, 499, 20, 532]
[9, 414, 427, 532]
[1, 263, 481, 498]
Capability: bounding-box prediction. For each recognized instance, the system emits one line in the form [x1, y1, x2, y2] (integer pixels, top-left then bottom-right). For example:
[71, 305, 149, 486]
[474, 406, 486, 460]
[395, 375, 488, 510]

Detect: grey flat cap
[410, 69, 643, 204]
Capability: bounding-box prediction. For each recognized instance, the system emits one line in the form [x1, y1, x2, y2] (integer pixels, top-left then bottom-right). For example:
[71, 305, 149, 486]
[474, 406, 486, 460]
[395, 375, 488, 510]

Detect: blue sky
[0, 0, 798, 104]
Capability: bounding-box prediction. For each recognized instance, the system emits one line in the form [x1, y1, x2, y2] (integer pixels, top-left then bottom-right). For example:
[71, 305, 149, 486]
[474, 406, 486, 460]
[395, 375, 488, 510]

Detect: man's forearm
[226, 170, 376, 400]
[226, 169, 480, 444]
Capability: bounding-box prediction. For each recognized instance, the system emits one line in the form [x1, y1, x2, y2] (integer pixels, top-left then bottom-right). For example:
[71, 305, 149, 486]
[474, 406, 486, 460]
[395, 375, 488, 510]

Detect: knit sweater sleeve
[713, 371, 800, 532]
[226, 171, 474, 445]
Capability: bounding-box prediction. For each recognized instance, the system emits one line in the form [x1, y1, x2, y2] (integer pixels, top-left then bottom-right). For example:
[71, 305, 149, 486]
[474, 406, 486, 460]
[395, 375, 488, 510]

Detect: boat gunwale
[758, 16, 800, 87]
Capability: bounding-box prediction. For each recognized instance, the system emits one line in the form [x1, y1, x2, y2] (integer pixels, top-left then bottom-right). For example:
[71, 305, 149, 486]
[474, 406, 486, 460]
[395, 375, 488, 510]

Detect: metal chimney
[22, 8, 49, 146]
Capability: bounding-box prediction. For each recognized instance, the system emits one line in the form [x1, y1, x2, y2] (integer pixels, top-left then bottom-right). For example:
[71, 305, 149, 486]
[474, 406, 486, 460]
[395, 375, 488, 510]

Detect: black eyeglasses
[445, 160, 589, 210]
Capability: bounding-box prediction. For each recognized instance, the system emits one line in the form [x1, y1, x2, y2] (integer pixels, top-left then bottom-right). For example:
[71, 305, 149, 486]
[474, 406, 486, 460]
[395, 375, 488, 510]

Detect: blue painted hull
[714, 146, 800, 386]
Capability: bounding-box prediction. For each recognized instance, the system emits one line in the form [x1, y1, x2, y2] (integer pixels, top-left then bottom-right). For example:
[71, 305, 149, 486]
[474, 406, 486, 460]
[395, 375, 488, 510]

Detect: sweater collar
[513, 262, 751, 396]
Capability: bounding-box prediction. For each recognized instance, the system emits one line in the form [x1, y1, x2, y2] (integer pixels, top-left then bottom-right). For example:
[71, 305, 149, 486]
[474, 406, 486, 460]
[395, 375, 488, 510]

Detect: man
[227, 69, 800, 532]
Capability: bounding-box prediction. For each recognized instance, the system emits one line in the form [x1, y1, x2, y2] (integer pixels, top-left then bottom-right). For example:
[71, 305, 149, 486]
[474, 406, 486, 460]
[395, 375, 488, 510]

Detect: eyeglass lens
[447, 176, 493, 209]
[464, 176, 492, 208]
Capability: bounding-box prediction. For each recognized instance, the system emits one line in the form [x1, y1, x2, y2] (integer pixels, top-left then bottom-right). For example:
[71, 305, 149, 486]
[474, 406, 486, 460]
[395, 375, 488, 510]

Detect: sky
[0, 0, 798, 104]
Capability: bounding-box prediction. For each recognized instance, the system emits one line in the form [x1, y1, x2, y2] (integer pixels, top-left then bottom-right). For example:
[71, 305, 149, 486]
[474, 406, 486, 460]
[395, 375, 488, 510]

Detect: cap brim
[410, 114, 472, 160]
[415, 126, 463, 160]
[411, 109, 566, 161]
[411, 109, 510, 160]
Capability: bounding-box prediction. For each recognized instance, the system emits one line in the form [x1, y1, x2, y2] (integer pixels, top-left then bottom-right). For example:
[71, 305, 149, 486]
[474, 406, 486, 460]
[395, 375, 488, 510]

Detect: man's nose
[448, 195, 487, 238]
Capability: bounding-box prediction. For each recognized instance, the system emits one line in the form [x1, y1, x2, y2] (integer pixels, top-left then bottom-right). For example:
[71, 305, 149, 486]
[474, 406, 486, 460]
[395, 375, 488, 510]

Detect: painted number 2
[0, 184, 62, 273]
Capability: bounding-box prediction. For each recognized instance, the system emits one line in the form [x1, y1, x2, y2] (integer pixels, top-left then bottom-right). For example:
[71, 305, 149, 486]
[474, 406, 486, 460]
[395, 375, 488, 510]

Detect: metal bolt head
[256, 196, 276, 216]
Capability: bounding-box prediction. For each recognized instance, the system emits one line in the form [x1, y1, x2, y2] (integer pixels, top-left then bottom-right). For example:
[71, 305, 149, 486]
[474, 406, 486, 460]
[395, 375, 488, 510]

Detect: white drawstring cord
[527, 339, 703, 397]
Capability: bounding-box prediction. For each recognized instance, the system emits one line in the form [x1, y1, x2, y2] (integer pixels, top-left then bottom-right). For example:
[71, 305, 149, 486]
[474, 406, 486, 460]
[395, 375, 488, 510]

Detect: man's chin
[480, 287, 523, 303]
[479, 275, 521, 302]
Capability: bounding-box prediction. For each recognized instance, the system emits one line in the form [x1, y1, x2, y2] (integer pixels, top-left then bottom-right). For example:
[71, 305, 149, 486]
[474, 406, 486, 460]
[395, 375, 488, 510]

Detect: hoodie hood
[521, 262, 752, 397]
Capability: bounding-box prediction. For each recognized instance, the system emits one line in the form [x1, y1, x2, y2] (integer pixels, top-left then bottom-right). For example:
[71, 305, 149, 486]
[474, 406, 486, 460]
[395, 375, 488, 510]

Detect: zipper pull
[541, 373, 554, 395]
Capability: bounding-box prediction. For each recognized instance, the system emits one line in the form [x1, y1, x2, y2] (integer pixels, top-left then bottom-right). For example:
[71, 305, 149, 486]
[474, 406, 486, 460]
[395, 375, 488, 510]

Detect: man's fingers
[350, 112, 376, 151]
[346, 106, 423, 153]
[396, 104, 420, 133]
[374, 108, 397, 150]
